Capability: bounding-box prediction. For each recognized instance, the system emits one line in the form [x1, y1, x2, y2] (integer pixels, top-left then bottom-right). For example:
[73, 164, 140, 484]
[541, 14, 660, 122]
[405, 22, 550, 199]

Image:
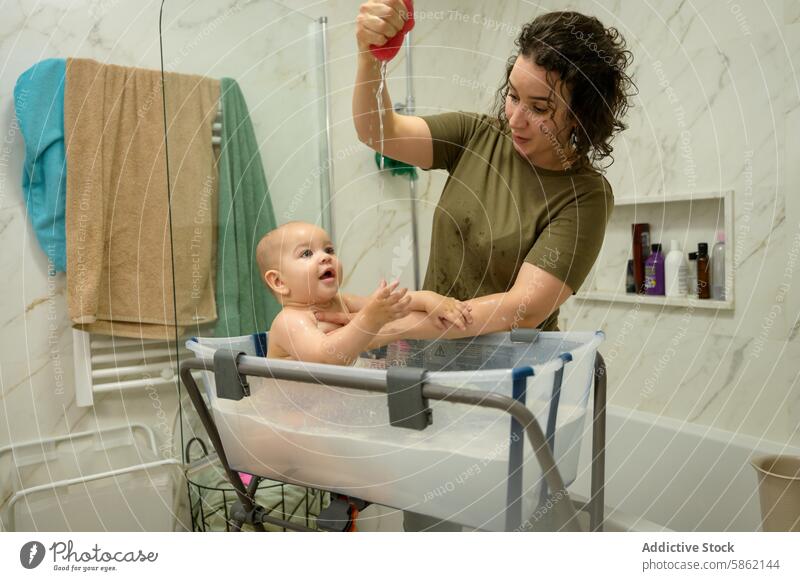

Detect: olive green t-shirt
[421, 111, 614, 331]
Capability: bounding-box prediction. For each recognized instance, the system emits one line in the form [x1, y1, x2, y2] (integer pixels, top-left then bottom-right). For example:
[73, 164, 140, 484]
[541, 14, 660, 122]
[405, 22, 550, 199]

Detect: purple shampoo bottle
[644, 243, 665, 295]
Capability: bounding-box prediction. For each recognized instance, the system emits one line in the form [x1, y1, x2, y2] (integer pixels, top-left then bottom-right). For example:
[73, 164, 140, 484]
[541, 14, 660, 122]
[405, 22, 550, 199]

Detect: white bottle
[664, 240, 688, 297]
[711, 230, 726, 300]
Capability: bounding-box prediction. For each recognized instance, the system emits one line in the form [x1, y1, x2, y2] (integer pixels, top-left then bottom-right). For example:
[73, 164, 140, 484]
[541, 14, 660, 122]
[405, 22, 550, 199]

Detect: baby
[257, 221, 472, 365]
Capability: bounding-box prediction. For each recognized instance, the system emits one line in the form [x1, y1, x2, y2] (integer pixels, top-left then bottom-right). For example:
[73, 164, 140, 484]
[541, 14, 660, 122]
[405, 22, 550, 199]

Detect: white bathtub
[570, 404, 800, 531]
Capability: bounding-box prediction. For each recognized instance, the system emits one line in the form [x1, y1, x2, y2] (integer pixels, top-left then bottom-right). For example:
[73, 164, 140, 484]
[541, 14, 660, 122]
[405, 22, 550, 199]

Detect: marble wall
[0, 0, 798, 527]
[556, 0, 800, 448]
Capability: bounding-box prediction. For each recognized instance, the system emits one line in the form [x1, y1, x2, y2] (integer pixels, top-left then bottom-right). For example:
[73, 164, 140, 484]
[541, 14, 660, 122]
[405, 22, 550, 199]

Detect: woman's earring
[569, 129, 578, 149]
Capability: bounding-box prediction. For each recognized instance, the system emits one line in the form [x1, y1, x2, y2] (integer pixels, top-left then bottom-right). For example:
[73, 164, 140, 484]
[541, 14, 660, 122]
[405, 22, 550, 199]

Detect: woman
[320, 4, 634, 343]
[319, 4, 634, 530]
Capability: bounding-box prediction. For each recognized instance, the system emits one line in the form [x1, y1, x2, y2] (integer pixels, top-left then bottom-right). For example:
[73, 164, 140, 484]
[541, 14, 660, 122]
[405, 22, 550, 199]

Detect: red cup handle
[369, 0, 415, 62]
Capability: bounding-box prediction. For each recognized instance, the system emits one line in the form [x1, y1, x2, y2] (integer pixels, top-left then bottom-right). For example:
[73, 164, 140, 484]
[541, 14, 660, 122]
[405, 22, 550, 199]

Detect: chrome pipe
[318, 17, 335, 238]
[403, 32, 421, 290]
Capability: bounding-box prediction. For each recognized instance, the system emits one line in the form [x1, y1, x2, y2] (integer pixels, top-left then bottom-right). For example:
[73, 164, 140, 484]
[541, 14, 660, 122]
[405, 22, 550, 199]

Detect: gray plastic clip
[510, 328, 541, 343]
[213, 349, 250, 401]
[386, 367, 432, 431]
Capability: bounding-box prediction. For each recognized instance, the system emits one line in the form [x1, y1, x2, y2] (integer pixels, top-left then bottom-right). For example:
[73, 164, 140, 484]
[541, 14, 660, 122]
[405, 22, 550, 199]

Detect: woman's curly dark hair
[494, 11, 637, 171]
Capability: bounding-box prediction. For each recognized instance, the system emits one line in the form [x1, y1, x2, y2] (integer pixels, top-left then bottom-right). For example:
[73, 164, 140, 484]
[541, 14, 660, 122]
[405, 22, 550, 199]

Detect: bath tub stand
[178, 351, 607, 532]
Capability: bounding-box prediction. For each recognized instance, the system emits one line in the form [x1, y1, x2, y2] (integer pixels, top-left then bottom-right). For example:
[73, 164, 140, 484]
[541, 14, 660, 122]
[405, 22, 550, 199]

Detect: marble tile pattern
[557, 0, 799, 449]
[0, 0, 798, 526]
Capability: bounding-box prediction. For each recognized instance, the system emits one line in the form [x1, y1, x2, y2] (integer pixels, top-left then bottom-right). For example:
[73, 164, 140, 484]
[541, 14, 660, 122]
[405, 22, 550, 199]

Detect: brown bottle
[697, 243, 710, 299]
[632, 223, 650, 294]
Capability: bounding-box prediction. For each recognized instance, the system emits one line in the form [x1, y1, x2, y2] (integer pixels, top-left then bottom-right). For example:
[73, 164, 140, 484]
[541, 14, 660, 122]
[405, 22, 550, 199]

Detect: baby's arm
[273, 281, 411, 365]
[341, 293, 369, 313]
[270, 309, 380, 366]
[343, 288, 472, 329]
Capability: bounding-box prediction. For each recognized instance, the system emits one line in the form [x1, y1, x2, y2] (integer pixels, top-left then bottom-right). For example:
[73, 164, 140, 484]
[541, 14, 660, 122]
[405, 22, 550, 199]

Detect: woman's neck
[527, 147, 580, 171]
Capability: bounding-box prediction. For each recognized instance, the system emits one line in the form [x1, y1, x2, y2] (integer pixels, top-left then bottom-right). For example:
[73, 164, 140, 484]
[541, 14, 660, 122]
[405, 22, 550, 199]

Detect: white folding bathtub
[182, 330, 605, 531]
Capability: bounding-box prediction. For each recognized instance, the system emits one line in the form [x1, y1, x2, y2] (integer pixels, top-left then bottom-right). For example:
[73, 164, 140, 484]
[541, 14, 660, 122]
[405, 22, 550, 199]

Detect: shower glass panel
[157, 0, 332, 510]
[160, 0, 331, 228]
[158, 0, 331, 339]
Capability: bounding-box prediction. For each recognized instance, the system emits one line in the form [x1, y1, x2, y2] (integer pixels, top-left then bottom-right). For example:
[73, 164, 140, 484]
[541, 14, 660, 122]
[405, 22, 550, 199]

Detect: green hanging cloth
[213, 78, 281, 337]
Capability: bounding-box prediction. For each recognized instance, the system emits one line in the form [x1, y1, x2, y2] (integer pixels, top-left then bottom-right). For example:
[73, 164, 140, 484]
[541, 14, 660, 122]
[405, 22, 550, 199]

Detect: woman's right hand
[356, 0, 409, 54]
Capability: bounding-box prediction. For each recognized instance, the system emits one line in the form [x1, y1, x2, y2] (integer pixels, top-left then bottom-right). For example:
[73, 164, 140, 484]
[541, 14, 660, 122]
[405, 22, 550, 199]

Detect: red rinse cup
[369, 0, 415, 61]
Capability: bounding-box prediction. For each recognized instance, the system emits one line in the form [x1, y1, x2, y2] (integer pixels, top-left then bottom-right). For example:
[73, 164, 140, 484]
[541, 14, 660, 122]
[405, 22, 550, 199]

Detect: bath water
[214, 388, 587, 531]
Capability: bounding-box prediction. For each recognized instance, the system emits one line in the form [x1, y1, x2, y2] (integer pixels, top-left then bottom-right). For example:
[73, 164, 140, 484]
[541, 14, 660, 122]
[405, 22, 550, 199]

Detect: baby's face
[277, 224, 342, 304]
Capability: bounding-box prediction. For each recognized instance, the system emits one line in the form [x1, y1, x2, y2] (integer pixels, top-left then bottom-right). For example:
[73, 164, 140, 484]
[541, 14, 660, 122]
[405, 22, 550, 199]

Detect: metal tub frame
[178, 345, 606, 532]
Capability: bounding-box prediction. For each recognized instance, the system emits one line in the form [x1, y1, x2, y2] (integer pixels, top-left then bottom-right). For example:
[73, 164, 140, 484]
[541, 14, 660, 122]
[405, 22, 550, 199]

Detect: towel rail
[73, 329, 189, 407]
[91, 361, 179, 379]
[212, 102, 222, 145]
[92, 376, 179, 393]
[90, 347, 177, 365]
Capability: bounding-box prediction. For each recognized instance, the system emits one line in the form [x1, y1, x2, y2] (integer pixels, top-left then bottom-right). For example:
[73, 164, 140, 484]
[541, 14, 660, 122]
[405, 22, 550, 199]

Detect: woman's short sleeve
[524, 182, 614, 293]
[420, 111, 481, 173]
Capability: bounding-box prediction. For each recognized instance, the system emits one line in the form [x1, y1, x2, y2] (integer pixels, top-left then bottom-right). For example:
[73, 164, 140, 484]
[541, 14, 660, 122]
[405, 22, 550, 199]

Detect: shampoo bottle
[664, 240, 688, 297]
[644, 243, 665, 295]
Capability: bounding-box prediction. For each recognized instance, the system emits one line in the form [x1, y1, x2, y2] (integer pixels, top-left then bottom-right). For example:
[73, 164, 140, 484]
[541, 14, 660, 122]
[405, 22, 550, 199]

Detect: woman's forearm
[353, 53, 395, 146]
[370, 291, 545, 347]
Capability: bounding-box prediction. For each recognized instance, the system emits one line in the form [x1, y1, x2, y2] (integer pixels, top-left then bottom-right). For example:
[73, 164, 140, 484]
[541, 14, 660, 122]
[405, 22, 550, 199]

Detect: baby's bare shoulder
[267, 309, 320, 359]
[270, 309, 319, 342]
[270, 308, 318, 337]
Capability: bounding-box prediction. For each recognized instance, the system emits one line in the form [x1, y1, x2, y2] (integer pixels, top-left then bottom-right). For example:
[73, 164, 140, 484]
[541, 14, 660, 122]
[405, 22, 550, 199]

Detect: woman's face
[504, 55, 576, 167]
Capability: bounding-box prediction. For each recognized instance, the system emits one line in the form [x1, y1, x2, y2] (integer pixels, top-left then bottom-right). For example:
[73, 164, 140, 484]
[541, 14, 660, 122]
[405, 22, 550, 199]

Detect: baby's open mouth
[319, 268, 336, 280]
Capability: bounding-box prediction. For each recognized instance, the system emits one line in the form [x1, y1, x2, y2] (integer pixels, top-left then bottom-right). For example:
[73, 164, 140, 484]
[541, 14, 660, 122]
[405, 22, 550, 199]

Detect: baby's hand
[426, 294, 473, 330]
[362, 279, 412, 328]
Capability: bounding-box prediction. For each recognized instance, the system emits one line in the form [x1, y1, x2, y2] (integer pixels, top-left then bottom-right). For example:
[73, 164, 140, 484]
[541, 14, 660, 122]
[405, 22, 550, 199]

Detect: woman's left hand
[426, 296, 473, 330]
[314, 311, 356, 326]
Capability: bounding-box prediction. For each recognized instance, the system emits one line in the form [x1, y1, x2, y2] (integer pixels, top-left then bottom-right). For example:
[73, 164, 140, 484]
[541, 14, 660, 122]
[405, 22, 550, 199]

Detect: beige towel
[65, 58, 220, 339]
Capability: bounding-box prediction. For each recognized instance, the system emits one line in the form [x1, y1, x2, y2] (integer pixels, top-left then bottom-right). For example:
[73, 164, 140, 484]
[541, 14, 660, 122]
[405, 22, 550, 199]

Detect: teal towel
[14, 59, 67, 272]
[214, 78, 281, 337]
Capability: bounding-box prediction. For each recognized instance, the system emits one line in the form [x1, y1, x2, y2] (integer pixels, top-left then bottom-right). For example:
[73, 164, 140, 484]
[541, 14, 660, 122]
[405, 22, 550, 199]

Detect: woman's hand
[356, 0, 409, 53]
[315, 310, 355, 326]
[416, 291, 473, 330]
